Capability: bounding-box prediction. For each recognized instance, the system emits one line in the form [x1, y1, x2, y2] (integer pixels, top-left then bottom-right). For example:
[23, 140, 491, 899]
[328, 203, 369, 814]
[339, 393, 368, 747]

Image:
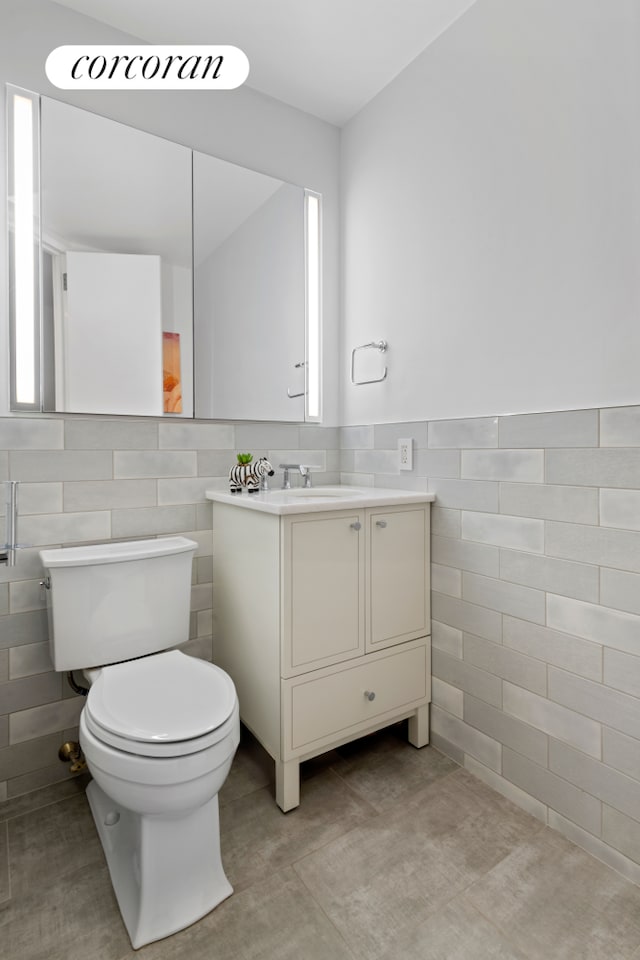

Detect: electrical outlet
[398, 438, 413, 471]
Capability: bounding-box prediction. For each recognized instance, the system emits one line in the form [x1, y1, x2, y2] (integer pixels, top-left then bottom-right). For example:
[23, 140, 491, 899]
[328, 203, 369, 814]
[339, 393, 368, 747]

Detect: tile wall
[3, 406, 640, 887]
[341, 406, 640, 885]
[0, 416, 339, 800]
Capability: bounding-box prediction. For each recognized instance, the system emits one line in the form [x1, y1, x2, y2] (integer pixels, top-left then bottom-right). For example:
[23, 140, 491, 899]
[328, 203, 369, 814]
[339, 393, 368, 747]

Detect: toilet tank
[39, 536, 197, 672]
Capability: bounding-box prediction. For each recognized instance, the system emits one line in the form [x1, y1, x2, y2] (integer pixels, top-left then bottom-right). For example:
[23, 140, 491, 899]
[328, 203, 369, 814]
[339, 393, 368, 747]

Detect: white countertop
[205, 485, 435, 516]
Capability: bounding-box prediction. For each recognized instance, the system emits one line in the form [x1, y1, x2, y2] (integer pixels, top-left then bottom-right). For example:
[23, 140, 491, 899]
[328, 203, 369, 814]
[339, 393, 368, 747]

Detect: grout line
[0, 776, 90, 826]
[290, 863, 361, 959]
[0, 820, 10, 905]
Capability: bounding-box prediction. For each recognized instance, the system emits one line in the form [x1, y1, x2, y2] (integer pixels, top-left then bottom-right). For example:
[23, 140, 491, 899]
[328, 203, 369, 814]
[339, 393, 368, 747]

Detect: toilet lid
[86, 650, 237, 745]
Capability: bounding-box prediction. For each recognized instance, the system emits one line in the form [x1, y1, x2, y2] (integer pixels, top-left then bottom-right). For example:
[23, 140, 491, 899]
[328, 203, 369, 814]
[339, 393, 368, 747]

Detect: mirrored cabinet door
[40, 97, 194, 417]
[193, 151, 305, 421]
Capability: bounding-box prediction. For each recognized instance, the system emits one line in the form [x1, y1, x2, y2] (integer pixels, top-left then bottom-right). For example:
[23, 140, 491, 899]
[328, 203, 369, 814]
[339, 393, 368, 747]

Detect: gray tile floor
[2, 726, 640, 960]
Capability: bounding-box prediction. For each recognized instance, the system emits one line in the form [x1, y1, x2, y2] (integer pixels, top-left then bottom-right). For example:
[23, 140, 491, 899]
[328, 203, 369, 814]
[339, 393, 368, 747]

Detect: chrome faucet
[279, 464, 297, 489]
[279, 464, 317, 489]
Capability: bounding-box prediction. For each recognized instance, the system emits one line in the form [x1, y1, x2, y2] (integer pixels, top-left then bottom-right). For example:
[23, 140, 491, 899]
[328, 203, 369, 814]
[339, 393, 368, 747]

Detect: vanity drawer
[282, 640, 429, 758]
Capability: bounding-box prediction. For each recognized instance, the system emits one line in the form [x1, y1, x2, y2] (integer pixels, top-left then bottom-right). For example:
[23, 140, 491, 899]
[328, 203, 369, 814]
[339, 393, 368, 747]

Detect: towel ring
[350, 340, 388, 385]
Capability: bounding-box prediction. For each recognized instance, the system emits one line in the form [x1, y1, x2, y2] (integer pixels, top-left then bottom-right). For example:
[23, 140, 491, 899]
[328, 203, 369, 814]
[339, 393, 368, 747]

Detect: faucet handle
[298, 465, 321, 488]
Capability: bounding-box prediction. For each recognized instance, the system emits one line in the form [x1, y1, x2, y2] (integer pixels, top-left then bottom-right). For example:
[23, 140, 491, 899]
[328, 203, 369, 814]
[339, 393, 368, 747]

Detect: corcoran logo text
[46, 45, 250, 90]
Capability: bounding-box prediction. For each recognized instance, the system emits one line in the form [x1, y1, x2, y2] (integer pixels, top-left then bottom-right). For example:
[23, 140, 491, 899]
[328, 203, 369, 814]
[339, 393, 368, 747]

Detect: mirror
[8, 87, 320, 421]
[193, 152, 305, 421]
[40, 97, 193, 417]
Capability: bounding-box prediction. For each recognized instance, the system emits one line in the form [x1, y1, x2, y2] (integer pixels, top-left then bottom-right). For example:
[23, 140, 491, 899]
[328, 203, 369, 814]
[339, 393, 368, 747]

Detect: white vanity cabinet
[208, 488, 433, 811]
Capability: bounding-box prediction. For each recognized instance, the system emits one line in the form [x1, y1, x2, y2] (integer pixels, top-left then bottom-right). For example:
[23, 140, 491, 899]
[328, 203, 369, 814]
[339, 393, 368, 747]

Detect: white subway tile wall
[341, 406, 640, 885]
[0, 416, 339, 802]
[4, 406, 640, 886]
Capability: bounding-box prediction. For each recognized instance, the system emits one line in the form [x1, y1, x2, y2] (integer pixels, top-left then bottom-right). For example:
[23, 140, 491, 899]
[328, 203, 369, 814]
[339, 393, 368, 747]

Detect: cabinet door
[282, 512, 365, 677]
[367, 506, 429, 651]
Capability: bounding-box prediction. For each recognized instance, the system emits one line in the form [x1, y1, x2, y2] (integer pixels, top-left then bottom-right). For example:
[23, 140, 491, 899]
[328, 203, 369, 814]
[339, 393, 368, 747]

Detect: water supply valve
[58, 740, 87, 774]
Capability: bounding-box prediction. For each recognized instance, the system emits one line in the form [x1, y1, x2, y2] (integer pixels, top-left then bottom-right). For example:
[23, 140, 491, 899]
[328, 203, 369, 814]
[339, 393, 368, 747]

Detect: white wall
[341, 0, 640, 425]
[0, 0, 340, 423]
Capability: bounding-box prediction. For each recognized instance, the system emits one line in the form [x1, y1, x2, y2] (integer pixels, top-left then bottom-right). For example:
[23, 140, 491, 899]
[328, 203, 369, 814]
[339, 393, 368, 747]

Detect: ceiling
[52, 0, 478, 125]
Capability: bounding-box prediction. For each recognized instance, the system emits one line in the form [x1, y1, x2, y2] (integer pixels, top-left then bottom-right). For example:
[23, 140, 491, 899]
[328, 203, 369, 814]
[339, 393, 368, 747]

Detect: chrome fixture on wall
[350, 339, 388, 385]
[1, 481, 21, 566]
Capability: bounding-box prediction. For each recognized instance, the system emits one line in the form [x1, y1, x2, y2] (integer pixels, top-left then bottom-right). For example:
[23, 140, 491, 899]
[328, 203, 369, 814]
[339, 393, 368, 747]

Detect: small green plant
[236, 453, 253, 465]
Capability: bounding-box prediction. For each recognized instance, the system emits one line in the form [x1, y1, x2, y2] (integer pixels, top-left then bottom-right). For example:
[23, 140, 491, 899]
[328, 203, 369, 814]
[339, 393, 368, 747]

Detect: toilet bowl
[39, 537, 240, 949]
[79, 652, 240, 948]
[81, 650, 239, 813]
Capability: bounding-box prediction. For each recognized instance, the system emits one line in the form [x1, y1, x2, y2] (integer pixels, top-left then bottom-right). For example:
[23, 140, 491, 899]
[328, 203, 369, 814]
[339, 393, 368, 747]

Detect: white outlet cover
[398, 438, 413, 471]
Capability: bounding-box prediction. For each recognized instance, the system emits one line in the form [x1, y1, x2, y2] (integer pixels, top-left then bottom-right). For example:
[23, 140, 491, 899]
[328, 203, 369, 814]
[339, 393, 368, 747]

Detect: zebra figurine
[228, 457, 275, 494]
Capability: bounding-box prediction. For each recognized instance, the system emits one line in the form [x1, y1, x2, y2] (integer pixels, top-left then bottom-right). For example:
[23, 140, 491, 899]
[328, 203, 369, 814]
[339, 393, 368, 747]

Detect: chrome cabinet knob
[376, 520, 387, 528]
[350, 521, 361, 531]
[364, 690, 376, 701]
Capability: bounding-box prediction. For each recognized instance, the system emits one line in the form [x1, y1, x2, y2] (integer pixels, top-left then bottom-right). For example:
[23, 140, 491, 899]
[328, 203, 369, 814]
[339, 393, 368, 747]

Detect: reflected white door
[53, 251, 163, 415]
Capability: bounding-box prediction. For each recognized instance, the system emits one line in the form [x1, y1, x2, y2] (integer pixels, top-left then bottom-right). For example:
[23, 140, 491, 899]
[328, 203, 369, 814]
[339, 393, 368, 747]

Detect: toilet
[39, 536, 240, 950]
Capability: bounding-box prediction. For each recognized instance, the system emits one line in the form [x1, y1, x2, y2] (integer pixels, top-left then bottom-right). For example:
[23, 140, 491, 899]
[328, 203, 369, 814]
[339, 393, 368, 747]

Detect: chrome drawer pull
[364, 690, 376, 701]
[376, 520, 387, 528]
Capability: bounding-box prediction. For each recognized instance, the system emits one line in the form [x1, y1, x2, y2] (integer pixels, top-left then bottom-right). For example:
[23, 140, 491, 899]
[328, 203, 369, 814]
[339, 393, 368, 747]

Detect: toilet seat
[84, 650, 237, 759]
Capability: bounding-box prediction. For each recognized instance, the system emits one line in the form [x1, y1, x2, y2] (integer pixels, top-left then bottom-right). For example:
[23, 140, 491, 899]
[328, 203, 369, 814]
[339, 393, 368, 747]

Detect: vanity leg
[408, 704, 430, 748]
[275, 759, 300, 812]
